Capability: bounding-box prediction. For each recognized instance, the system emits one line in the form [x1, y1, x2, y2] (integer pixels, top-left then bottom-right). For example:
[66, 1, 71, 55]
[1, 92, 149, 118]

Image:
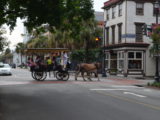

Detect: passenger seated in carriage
[46, 57, 52, 71]
[27, 57, 36, 71]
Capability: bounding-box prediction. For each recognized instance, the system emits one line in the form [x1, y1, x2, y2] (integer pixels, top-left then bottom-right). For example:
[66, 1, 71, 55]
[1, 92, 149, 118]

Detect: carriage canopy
[25, 48, 69, 54]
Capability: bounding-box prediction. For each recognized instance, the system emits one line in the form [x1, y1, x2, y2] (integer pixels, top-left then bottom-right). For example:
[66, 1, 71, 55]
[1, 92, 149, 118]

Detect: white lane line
[143, 89, 152, 92]
[90, 89, 127, 91]
[111, 85, 140, 88]
[124, 92, 147, 98]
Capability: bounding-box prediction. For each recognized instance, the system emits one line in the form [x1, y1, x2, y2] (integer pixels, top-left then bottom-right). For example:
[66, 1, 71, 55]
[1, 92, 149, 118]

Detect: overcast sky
[5, 0, 107, 49]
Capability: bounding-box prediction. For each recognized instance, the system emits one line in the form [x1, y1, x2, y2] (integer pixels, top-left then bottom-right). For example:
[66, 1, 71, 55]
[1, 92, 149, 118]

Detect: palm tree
[0, 27, 9, 52]
[78, 18, 102, 62]
[15, 42, 26, 64]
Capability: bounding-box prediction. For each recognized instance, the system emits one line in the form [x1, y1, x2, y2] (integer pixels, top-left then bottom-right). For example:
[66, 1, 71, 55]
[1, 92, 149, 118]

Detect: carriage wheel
[32, 71, 47, 81]
[55, 71, 69, 81]
[31, 72, 36, 80]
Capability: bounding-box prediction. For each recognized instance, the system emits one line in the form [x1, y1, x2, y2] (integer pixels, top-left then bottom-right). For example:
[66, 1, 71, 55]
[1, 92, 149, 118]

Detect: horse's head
[94, 62, 102, 69]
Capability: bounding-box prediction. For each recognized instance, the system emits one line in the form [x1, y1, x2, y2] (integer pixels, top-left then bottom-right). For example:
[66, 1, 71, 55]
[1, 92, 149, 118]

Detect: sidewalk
[98, 74, 154, 86]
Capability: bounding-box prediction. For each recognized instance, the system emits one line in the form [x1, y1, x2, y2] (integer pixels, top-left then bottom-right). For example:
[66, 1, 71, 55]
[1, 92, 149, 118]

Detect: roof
[103, 0, 122, 9]
[103, 0, 155, 9]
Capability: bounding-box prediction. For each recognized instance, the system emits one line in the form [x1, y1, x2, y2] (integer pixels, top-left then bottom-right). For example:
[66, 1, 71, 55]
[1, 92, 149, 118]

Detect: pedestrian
[62, 51, 68, 69]
[28, 58, 36, 71]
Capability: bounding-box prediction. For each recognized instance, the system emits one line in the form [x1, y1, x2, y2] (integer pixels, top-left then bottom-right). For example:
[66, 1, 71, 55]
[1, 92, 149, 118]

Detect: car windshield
[4, 64, 11, 68]
[0, 64, 10, 68]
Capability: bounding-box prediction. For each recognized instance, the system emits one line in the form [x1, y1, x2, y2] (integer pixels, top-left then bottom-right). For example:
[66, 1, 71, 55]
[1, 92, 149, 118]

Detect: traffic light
[146, 25, 152, 37]
[142, 24, 147, 35]
[95, 37, 102, 42]
[95, 37, 100, 41]
[95, 37, 101, 47]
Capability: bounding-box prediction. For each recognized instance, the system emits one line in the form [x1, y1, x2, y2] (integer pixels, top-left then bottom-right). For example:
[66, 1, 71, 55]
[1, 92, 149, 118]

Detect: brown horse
[75, 62, 101, 81]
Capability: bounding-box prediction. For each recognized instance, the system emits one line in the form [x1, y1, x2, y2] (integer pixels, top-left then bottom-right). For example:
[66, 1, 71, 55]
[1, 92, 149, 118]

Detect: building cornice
[104, 43, 150, 50]
[103, 0, 155, 9]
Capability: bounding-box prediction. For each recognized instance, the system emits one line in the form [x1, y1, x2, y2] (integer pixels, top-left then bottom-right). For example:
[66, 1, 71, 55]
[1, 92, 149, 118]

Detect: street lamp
[154, 0, 160, 82]
[102, 21, 107, 77]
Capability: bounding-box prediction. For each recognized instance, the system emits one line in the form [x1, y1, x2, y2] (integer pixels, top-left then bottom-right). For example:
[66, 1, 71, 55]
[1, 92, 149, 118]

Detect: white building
[103, 0, 158, 76]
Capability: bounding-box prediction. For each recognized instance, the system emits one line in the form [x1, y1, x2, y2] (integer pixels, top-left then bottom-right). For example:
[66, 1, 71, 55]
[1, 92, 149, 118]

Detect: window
[106, 9, 109, 20]
[128, 52, 143, 69]
[110, 52, 117, 69]
[118, 51, 124, 70]
[118, 3, 122, 16]
[105, 52, 110, 69]
[136, 3, 144, 15]
[118, 23, 122, 43]
[128, 52, 134, 58]
[112, 7, 116, 19]
[135, 23, 143, 42]
[111, 25, 115, 44]
[106, 27, 109, 45]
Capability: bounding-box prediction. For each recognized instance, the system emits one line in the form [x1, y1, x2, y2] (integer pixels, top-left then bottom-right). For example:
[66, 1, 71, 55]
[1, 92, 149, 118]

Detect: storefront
[105, 43, 149, 76]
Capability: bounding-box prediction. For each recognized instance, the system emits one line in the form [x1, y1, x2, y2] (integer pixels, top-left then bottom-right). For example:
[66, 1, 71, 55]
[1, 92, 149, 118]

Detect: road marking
[124, 92, 146, 98]
[111, 85, 140, 88]
[96, 91, 160, 111]
[90, 88, 127, 91]
[143, 89, 152, 92]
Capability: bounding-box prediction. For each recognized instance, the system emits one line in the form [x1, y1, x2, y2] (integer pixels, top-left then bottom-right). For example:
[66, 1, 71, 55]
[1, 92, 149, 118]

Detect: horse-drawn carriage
[25, 48, 70, 81]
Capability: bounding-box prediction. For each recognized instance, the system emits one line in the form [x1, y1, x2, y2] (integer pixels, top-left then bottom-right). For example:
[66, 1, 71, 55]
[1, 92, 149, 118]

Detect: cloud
[93, 0, 107, 12]
[4, 18, 24, 49]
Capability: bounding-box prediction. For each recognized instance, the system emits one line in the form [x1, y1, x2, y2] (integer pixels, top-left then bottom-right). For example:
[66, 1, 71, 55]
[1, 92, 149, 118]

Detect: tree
[150, 26, 160, 55]
[0, 0, 94, 33]
[15, 42, 26, 64]
[0, 48, 13, 63]
[0, 27, 9, 52]
[79, 18, 102, 62]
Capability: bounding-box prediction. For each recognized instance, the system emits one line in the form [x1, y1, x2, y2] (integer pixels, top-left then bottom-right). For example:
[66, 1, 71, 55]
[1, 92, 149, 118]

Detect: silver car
[0, 64, 12, 75]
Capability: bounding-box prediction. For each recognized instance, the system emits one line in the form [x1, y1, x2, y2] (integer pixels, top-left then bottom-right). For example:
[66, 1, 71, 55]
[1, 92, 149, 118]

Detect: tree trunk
[20, 53, 22, 65]
[85, 38, 89, 63]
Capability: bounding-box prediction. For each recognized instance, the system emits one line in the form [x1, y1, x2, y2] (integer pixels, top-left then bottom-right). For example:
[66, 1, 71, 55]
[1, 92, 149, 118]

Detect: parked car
[10, 63, 16, 68]
[0, 62, 3, 66]
[0, 64, 12, 75]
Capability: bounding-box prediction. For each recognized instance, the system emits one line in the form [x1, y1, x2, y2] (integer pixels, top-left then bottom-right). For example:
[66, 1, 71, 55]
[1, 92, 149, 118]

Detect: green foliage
[5, 48, 11, 55]
[150, 26, 160, 55]
[0, 27, 9, 52]
[26, 19, 102, 50]
[70, 48, 103, 63]
[0, 48, 13, 62]
[148, 82, 160, 88]
[0, 0, 94, 33]
[15, 42, 26, 53]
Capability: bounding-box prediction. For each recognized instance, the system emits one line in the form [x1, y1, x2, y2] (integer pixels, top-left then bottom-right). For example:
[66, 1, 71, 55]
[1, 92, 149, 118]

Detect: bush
[148, 82, 160, 88]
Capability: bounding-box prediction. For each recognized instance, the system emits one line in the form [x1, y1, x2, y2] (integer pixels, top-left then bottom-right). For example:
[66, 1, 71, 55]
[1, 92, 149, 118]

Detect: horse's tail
[75, 63, 81, 81]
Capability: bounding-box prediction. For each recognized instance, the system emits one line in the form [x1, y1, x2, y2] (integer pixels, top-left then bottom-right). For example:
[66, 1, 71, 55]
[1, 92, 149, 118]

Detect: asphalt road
[0, 68, 160, 120]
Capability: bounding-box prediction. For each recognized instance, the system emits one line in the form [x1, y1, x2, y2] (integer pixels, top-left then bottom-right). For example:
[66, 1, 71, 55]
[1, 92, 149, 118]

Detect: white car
[0, 64, 12, 75]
